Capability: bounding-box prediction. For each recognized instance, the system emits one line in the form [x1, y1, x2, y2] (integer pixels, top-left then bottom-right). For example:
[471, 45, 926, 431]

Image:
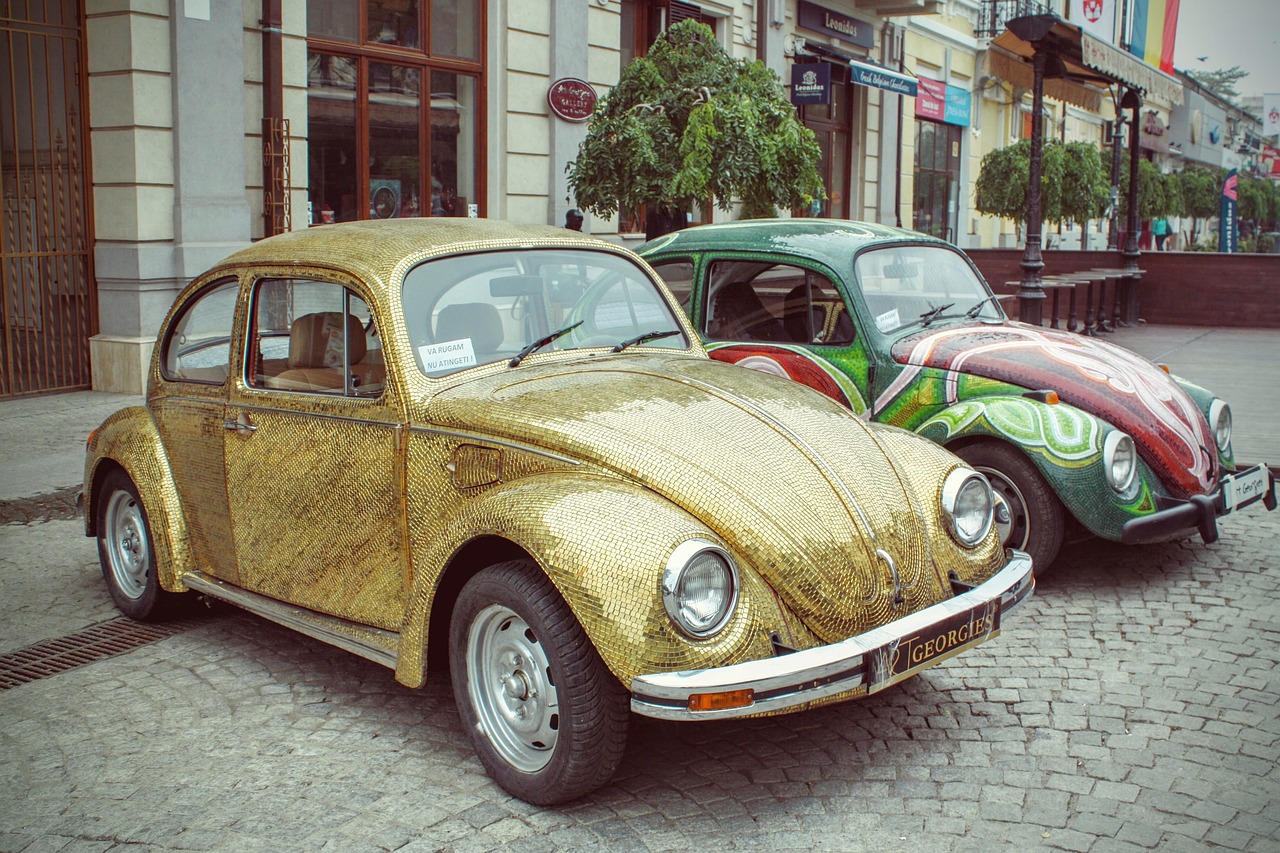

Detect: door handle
[223, 412, 258, 434]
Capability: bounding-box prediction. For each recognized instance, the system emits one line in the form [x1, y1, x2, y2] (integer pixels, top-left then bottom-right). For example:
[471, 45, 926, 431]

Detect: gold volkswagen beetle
[84, 219, 1033, 804]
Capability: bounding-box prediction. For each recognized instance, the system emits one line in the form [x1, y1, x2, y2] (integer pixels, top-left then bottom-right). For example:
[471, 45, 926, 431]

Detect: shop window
[912, 120, 961, 242]
[307, 1, 482, 225]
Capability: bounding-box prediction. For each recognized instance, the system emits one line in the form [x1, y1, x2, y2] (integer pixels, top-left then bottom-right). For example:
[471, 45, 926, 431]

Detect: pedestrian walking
[1154, 217, 1170, 251]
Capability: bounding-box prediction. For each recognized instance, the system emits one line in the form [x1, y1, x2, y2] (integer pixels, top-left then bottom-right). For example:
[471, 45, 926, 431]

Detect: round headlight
[662, 541, 738, 639]
[1209, 400, 1232, 453]
[941, 469, 994, 547]
[1103, 431, 1137, 493]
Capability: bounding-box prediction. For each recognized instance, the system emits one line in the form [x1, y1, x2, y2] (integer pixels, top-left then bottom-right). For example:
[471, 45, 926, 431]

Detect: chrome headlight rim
[941, 468, 995, 548]
[662, 539, 739, 640]
[1103, 430, 1138, 494]
[1208, 399, 1232, 453]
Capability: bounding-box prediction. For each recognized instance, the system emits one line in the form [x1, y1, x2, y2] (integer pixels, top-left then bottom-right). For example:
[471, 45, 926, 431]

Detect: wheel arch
[84, 407, 195, 593]
[395, 471, 776, 691]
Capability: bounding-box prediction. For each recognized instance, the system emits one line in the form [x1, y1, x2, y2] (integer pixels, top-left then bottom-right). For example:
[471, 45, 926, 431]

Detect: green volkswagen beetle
[639, 219, 1276, 571]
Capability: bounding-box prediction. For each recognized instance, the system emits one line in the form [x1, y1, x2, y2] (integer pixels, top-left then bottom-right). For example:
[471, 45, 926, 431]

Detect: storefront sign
[797, 1, 874, 50]
[849, 58, 917, 97]
[790, 62, 831, 105]
[945, 86, 971, 126]
[547, 78, 597, 122]
[915, 76, 971, 125]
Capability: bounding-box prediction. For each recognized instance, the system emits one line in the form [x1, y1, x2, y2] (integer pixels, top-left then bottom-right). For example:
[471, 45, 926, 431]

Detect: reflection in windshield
[402, 249, 688, 377]
[855, 246, 1001, 335]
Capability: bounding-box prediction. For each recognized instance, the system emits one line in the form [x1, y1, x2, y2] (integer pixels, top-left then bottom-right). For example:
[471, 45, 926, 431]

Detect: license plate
[1221, 465, 1271, 514]
[865, 600, 1001, 694]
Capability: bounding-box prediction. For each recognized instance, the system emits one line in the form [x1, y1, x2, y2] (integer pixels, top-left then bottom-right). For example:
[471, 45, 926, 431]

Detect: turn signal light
[688, 689, 754, 712]
[1157, 362, 1170, 373]
[1022, 390, 1060, 405]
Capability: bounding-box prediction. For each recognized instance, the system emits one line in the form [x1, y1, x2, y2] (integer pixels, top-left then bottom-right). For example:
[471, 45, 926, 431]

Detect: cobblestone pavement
[1, 507, 1277, 852]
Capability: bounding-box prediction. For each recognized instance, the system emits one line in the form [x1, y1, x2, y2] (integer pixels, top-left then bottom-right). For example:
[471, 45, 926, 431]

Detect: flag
[1069, 0, 1118, 44]
[1264, 94, 1280, 137]
[1127, 0, 1179, 74]
[1218, 169, 1237, 254]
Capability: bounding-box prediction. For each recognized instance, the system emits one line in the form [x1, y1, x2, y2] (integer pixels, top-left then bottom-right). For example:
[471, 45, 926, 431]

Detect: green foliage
[1118, 159, 1171, 221]
[974, 139, 1109, 226]
[566, 19, 823, 223]
[1238, 176, 1280, 229]
[1185, 66, 1249, 105]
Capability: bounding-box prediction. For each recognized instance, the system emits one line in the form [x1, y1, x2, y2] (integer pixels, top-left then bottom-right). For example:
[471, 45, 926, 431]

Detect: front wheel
[96, 469, 186, 621]
[956, 443, 1065, 573]
[449, 560, 629, 805]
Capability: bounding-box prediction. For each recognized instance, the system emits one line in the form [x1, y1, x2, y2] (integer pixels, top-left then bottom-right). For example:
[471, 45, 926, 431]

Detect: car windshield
[854, 245, 1001, 335]
[401, 248, 688, 378]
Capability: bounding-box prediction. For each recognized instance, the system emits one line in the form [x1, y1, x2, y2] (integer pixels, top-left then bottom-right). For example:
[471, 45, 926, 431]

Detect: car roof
[640, 218, 950, 269]
[214, 218, 636, 295]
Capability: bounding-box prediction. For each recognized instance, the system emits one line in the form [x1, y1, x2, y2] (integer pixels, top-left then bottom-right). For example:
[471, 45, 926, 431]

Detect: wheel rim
[466, 604, 560, 773]
[104, 490, 149, 601]
[975, 465, 1031, 551]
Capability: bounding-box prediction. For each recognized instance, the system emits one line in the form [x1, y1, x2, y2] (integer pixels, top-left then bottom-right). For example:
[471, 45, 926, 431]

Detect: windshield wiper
[508, 321, 583, 367]
[612, 329, 680, 353]
[918, 302, 955, 328]
[964, 295, 1001, 318]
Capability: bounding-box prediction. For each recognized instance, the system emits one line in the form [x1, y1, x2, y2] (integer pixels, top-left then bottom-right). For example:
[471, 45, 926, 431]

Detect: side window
[704, 261, 853, 345]
[247, 278, 384, 397]
[162, 279, 239, 384]
[646, 258, 694, 313]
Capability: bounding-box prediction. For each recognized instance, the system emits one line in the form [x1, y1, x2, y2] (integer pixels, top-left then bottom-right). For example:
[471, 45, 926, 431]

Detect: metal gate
[1, 1, 94, 398]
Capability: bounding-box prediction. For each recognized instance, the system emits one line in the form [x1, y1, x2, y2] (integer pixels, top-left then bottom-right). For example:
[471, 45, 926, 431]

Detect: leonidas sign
[548, 78, 597, 122]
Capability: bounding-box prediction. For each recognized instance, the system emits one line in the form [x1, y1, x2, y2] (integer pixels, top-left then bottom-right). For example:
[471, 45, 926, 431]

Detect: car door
[151, 276, 242, 584]
[652, 254, 877, 414]
[223, 274, 408, 631]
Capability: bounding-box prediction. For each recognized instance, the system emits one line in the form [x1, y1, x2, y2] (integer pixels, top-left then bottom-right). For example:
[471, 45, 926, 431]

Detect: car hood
[426, 354, 959, 642]
[885, 324, 1218, 497]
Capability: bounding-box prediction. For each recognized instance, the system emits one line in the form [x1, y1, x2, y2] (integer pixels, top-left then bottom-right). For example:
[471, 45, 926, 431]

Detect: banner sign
[797, 1, 874, 50]
[790, 62, 831, 105]
[849, 58, 917, 97]
[1218, 169, 1238, 254]
[915, 76, 972, 126]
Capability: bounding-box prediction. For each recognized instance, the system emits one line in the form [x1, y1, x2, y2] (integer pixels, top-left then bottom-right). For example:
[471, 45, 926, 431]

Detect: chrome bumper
[630, 550, 1034, 721]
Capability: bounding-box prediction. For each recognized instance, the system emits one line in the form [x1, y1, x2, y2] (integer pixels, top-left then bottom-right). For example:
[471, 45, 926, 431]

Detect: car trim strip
[181, 572, 400, 669]
[628, 551, 1034, 721]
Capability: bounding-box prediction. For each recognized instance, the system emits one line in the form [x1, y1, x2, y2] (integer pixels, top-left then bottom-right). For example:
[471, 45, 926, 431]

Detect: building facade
[5, 0, 1219, 397]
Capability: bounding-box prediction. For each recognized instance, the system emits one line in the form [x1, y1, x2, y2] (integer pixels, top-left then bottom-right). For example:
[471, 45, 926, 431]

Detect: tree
[1118, 158, 1171, 222]
[1171, 167, 1222, 245]
[973, 140, 1109, 232]
[1185, 66, 1249, 105]
[566, 19, 823, 236]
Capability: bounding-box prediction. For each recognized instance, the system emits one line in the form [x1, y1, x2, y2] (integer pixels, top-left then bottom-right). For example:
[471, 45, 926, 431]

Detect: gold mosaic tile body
[84, 219, 1004, 696]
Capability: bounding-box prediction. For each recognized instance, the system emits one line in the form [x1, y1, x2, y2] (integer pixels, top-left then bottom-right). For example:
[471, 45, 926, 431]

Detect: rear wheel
[956, 443, 1065, 573]
[449, 560, 629, 805]
[96, 469, 186, 620]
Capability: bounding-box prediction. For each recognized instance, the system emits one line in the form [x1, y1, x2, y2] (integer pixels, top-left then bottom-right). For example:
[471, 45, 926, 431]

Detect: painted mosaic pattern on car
[886, 325, 1218, 500]
[703, 342, 868, 413]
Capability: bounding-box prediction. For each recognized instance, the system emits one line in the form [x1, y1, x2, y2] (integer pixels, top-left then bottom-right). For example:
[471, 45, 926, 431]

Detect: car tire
[96, 469, 186, 621]
[956, 442, 1065, 573]
[449, 559, 630, 805]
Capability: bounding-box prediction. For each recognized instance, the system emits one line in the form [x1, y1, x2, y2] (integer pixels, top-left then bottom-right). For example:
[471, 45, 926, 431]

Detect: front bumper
[1120, 463, 1277, 545]
[630, 550, 1034, 721]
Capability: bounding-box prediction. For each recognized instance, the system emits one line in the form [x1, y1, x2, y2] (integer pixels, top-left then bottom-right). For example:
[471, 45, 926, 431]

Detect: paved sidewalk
[0, 390, 140, 503]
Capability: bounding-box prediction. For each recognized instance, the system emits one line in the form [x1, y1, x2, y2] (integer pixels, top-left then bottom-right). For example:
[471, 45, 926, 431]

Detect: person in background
[1153, 217, 1170, 251]
[565, 209, 584, 231]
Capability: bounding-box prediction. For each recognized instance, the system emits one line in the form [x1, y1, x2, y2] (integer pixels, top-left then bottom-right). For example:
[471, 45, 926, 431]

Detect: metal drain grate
[0, 616, 211, 689]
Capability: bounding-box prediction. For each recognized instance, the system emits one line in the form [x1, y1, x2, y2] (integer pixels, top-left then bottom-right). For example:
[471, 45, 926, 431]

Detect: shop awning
[989, 16, 1183, 106]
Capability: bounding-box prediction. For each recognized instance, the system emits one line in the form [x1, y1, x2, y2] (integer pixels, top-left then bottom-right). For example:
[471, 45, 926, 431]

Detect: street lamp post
[1006, 14, 1059, 327]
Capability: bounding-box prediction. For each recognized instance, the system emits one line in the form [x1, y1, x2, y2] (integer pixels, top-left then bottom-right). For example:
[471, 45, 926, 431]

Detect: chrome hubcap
[466, 605, 560, 772]
[977, 466, 1029, 551]
[104, 490, 149, 600]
